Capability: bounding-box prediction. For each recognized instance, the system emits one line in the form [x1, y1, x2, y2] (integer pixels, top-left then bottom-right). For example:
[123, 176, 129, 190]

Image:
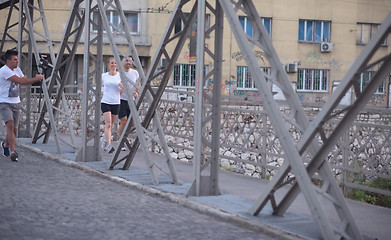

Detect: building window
[360, 71, 386, 94]
[297, 69, 329, 92]
[124, 12, 139, 34]
[239, 16, 272, 37]
[356, 23, 387, 46]
[298, 20, 330, 42]
[173, 64, 210, 88]
[174, 13, 210, 34]
[262, 18, 272, 36]
[173, 64, 196, 87]
[92, 11, 139, 34]
[239, 16, 253, 37]
[237, 66, 270, 89]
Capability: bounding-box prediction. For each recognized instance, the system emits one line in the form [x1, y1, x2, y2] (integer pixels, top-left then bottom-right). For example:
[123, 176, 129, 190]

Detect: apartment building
[1, 0, 150, 87]
[1, 0, 390, 107]
[147, 0, 391, 107]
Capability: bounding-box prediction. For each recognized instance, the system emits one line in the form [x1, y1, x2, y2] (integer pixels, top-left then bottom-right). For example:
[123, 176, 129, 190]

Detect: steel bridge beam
[94, 0, 178, 185]
[3, 1, 389, 238]
[217, 0, 369, 239]
[266, 12, 391, 218]
[186, 0, 224, 196]
[0, 0, 18, 64]
[108, 0, 196, 185]
[75, 0, 103, 162]
[23, 0, 76, 153]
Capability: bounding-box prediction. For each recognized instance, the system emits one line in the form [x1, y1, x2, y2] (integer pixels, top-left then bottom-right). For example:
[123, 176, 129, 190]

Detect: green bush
[347, 178, 391, 208]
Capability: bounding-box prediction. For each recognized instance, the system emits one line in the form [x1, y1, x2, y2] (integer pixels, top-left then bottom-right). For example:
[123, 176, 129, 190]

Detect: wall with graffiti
[304, 52, 342, 70]
[151, 68, 164, 87]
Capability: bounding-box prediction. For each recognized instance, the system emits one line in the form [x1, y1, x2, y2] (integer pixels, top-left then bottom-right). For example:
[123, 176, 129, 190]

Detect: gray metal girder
[186, 0, 224, 197]
[75, 0, 103, 162]
[31, 0, 84, 152]
[97, 0, 178, 185]
[219, 0, 365, 239]
[108, 0, 196, 184]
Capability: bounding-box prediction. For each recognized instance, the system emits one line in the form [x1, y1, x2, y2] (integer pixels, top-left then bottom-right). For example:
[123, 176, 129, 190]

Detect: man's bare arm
[8, 73, 44, 85]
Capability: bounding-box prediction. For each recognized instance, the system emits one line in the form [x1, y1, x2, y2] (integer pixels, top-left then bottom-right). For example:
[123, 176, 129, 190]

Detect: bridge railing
[23, 86, 391, 198]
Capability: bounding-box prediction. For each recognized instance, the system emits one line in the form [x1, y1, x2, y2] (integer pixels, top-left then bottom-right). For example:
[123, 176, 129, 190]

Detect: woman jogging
[100, 57, 124, 153]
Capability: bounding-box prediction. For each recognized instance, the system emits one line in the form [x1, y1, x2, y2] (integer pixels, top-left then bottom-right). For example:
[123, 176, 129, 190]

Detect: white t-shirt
[120, 69, 139, 101]
[101, 72, 122, 105]
[0, 65, 23, 104]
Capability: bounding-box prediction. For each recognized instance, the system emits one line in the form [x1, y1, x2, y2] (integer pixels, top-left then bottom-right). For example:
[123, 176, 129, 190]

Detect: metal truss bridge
[1, 1, 390, 239]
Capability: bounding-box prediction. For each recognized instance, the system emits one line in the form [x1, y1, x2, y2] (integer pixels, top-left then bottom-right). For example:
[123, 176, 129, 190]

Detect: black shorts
[119, 99, 130, 119]
[101, 103, 120, 115]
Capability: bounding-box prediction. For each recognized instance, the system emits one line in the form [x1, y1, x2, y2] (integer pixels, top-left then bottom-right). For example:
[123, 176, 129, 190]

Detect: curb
[16, 140, 305, 240]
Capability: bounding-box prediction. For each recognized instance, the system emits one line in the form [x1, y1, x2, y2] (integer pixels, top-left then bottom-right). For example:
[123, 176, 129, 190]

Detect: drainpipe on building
[388, 80, 391, 108]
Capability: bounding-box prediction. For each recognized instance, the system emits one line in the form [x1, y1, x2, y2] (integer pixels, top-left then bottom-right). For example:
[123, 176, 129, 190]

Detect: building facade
[1, 0, 390, 107]
[147, 0, 391, 108]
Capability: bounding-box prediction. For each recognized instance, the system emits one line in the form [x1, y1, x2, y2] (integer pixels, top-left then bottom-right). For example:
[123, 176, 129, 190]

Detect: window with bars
[92, 11, 139, 34]
[173, 64, 210, 88]
[238, 16, 272, 37]
[298, 20, 330, 42]
[237, 66, 270, 89]
[356, 23, 387, 46]
[297, 69, 329, 92]
[173, 64, 196, 87]
[360, 71, 386, 94]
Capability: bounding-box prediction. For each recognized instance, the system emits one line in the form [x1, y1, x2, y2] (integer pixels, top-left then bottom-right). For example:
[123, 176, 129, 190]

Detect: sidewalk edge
[17, 140, 306, 240]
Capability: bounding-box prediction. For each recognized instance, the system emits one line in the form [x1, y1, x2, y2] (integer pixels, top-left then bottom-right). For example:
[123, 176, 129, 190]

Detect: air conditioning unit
[320, 42, 333, 52]
[160, 58, 169, 68]
[286, 63, 298, 73]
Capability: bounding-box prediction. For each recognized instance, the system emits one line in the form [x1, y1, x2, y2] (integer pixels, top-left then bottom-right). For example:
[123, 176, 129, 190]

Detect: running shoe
[10, 151, 18, 162]
[1, 141, 10, 157]
[101, 137, 107, 151]
[107, 144, 115, 154]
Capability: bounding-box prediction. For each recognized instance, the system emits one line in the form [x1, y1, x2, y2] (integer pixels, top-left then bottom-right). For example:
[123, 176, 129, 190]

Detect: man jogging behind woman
[118, 56, 139, 151]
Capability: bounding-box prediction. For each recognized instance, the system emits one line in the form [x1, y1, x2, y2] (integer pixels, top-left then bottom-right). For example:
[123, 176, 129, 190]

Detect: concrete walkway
[14, 136, 391, 240]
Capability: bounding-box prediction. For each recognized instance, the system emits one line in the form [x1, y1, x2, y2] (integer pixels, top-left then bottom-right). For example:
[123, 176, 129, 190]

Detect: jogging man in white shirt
[118, 57, 139, 150]
[0, 49, 44, 162]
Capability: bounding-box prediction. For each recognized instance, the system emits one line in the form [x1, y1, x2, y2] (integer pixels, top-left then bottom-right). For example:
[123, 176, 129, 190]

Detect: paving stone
[0, 147, 281, 240]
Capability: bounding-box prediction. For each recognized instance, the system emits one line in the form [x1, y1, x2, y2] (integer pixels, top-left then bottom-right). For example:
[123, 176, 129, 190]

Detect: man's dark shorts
[119, 99, 130, 119]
